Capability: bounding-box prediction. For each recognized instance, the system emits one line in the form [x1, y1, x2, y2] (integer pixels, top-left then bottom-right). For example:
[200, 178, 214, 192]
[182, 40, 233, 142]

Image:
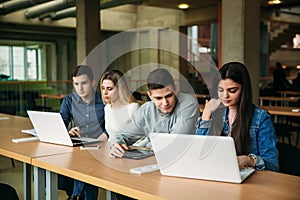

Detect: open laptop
[27, 110, 100, 146]
[149, 133, 255, 183]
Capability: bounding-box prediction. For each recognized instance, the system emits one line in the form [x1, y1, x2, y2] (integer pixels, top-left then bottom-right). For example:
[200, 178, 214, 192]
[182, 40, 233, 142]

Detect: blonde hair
[100, 70, 138, 105]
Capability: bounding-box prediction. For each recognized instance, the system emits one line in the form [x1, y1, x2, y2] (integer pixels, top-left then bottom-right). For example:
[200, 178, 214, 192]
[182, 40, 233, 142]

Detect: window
[187, 24, 218, 65]
[293, 34, 300, 49]
[27, 48, 41, 80]
[0, 45, 41, 80]
[0, 46, 10, 77]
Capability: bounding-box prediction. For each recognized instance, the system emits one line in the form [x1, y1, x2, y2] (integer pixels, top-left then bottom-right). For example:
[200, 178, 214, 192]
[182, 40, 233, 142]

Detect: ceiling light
[268, 0, 282, 5]
[178, 3, 190, 9]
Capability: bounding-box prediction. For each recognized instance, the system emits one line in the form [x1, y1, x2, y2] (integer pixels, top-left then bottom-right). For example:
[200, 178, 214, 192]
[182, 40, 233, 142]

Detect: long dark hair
[219, 62, 253, 155]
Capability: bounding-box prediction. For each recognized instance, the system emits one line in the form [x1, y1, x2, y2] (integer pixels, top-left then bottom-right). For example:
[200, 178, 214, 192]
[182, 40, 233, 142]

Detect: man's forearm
[98, 132, 108, 141]
[111, 133, 142, 147]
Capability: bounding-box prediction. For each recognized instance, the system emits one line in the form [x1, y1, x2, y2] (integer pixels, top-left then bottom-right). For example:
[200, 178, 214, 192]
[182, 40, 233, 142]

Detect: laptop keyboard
[240, 168, 255, 180]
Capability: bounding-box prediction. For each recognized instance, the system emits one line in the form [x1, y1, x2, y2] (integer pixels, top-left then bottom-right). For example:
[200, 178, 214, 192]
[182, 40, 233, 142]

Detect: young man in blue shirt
[59, 65, 108, 200]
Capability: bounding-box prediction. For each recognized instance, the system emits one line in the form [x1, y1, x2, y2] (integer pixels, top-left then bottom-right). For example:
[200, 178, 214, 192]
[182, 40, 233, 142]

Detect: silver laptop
[149, 133, 255, 183]
[27, 110, 100, 146]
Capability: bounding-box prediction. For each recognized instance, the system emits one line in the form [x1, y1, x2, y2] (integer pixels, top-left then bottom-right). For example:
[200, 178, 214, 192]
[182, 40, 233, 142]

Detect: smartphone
[122, 149, 154, 160]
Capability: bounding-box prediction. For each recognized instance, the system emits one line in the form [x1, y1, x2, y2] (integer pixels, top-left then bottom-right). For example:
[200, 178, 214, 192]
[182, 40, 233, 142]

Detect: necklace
[228, 108, 237, 136]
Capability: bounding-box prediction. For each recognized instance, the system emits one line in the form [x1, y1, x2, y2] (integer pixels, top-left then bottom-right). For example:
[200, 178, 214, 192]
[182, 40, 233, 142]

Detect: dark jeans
[58, 174, 74, 197]
[73, 180, 98, 200]
[58, 175, 98, 200]
[0, 183, 19, 200]
[116, 194, 136, 200]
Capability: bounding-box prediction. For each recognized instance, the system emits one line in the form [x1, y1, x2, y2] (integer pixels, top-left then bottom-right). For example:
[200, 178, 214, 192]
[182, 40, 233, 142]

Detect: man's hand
[109, 143, 129, 158]
[68, 126, 82, 137]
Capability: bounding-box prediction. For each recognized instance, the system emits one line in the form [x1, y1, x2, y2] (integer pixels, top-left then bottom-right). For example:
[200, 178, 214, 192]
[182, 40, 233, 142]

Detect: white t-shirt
[105, 102, 140, 141]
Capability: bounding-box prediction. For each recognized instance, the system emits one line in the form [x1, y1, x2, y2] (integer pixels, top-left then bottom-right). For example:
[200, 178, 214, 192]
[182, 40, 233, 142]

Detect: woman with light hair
[100, 69, 141, 141]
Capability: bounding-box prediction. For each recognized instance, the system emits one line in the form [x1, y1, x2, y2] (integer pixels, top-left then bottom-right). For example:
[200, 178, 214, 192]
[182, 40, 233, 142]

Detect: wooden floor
[0, 134, 299, 200]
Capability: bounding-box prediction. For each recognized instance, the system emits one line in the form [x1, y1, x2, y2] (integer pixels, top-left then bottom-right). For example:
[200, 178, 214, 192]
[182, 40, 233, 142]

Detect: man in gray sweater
[109, 68, 200, 158]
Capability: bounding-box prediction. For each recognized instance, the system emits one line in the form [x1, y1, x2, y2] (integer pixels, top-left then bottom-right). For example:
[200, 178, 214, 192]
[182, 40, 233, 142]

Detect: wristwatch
[248, 153, 257, 167]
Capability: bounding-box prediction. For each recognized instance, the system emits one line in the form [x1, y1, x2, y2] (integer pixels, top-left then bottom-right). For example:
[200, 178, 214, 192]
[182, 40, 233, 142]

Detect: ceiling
[142, 0, 220, 10]
[0, 0, 300, 20]
[144, 0, 300, 15]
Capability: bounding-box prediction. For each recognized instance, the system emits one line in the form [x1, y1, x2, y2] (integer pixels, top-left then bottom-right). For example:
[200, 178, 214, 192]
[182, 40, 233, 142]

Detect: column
[76, 0, 100, 65]
[221, 0, 260, 104]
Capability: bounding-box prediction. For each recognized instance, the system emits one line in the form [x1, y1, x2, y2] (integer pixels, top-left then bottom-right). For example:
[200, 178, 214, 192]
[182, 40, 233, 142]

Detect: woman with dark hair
[196, 62, 279, 171]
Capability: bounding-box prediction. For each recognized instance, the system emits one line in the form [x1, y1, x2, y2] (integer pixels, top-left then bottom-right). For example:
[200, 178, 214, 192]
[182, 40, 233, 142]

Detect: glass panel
[187, 25, 199, 61]
[293, 34, 300, 49]
[13, 47, 25, 80]
[27, 49, 37, 80]
[0, 46, 10, 79]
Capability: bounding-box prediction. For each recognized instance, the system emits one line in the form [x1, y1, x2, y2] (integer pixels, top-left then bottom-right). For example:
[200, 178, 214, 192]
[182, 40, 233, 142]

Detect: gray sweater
[111, 92, 200, 147]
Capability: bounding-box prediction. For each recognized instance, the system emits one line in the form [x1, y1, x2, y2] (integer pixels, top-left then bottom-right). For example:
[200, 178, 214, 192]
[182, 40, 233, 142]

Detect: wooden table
[0, 113, 74, 200]
[260, 106, 300, 117]
[260, 105, 300, 124]
[0, 114, 74, 162]
[31, 143, 300, 200]
[278, 90, 300, 97]
[40, 93, 66, 108]
[260, 106, 300, 146]
[2, 114, 300, 200]
[259, 96, 300, 106]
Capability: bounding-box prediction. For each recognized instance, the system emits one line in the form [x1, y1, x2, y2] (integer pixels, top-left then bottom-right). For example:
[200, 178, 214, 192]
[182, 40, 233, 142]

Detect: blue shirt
[196, 105, 279, 172]
[59, 91, 107, 138]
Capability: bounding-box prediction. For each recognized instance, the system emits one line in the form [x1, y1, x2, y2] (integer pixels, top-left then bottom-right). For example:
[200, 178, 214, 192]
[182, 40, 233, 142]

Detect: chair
[0, 183, 19, 200]
[0, 105, 16, 115]
[23, 91, 52, 111]
[132, 91, 142, 101]
[276, 142, 300, 176]
[273, 123, 295, 144]
[286, 116, 300, 146]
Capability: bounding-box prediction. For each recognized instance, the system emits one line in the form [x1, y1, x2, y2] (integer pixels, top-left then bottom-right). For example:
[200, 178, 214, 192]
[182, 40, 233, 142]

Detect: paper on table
[12, 136, 39, 143]
[130, 164, 159, 174]
[21, 129, 37, 136]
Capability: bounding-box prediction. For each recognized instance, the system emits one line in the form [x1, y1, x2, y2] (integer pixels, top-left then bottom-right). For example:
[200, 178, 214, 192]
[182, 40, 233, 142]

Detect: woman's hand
[201, 99, 221, 120]
[237, 155, 255, 169]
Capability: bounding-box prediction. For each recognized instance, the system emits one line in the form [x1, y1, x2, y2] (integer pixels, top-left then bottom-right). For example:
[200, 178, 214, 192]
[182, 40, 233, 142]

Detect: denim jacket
[196, 105, 279, 172]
